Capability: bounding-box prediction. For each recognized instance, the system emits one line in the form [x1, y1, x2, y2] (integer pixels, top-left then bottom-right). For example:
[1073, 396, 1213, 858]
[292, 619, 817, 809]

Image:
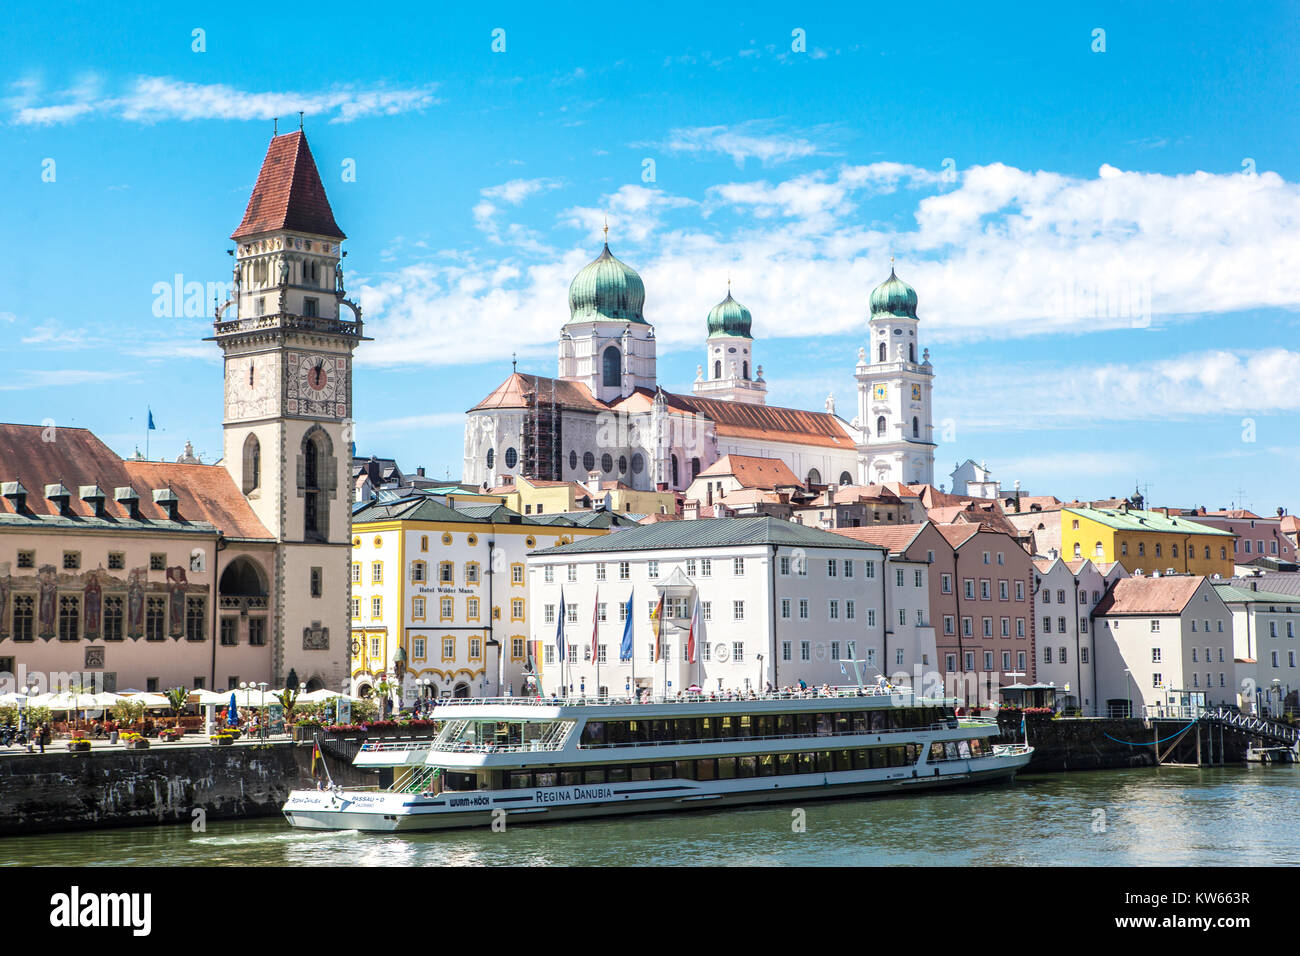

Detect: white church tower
[854, 264, 936, 485]
[557, 229, 656, 403]
[692, 285, 767, 405]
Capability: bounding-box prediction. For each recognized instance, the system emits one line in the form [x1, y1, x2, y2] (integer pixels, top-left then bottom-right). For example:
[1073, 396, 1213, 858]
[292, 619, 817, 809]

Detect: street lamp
[756, 653, 764, 695]
[1124, 669, 1133, 718]
[1272, 679, 1282, 718]
[256, 682, 268, 743]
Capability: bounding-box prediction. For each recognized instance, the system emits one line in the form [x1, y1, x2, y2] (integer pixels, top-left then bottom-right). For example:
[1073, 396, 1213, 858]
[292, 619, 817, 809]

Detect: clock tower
[213, 130, 365, 690]
[854, 264, 936, 485]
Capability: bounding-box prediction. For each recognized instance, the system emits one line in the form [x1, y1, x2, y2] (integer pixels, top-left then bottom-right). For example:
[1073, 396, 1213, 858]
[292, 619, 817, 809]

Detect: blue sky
[3, 1, 1298, 512]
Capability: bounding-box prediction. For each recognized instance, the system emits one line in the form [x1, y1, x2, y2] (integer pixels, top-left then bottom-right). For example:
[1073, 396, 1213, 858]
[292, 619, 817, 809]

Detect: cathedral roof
[567, 243, 647, 324]
[869, 266, 918, 319]
[232, 132, 345, 240]
[694, 454, 801, 489]
[662, 392, 855, 450]
[467, 373, 608, 413]
[706, 290, 753, 338]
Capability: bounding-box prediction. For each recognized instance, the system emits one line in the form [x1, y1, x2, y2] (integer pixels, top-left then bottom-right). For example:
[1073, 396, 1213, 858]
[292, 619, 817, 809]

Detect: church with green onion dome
[692, 283, 766, 405]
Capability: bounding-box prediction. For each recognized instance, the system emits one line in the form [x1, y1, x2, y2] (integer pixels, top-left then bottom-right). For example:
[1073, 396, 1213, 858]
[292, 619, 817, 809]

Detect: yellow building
[487, 474, 677, 519]
[1061, 507, 1235, 578]
[349, 494, 615, 702]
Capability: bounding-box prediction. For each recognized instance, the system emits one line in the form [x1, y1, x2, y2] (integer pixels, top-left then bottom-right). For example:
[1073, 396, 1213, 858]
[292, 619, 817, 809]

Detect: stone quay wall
[996, 714, 1250, 773]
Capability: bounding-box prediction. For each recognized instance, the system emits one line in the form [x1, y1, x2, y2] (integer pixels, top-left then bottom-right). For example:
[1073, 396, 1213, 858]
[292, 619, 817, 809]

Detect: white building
[464, 244, 935, 494]
[949, 459, 1000, 499]
[1032, 557, 1128, 715]
[1214, 580, 1300, 716]
[1092, 575, 1235, 717]
[526, 516, 936, 697]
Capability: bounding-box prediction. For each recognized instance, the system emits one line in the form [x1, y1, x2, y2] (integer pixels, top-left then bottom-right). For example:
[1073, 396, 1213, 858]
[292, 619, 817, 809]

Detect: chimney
[586, 470, 601, 496]
[417, 466, 425, 478]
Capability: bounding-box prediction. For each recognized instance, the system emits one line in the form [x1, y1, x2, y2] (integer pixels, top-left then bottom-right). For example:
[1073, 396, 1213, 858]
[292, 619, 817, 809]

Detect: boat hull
[283, 751, 1032, 833]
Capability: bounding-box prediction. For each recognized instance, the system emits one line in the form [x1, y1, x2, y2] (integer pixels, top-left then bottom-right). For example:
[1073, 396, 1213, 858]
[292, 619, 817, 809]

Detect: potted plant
[160, 726, 185, 741]
[67, 738, 92, 753]
[209, 732, 235, 746]
[120, 731, 150, 750]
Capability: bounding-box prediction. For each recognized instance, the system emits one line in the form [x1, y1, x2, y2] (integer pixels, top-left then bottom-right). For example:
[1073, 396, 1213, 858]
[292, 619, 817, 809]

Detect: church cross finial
[298, 110, 304, 131]
[511, 352, 517, 373]
[603, 216, 608, 244]
[273, 116, 278, 136]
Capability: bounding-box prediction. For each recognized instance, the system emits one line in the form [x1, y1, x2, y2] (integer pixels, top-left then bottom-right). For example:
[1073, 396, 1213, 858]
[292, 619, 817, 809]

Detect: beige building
[486, 473, 677, 518]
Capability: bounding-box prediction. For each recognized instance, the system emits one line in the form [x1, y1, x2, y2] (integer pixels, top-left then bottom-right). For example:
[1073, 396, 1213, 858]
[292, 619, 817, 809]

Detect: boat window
[834, 713, 850, 735]
[508, 771, 533, 789]
[755, 715, 774, 737]
[944, 742, 960, 761]
[699, 717, 714, 740]
[561, 771, 582, 786]
[696, 758, 717, 781]
[776, 714, 794, 736]
[673, 718, 695, 741]
[970, 739, 984, 756]
[756, 754, 775, 776]
[630, 765, 652, 782]
[535, 771, 558, 788]
[870, 748, 889, 769]
[653, 763, 674, 780]
[718, 716, 735, 738]
[583, 768, 607, 785]
[717, 757, 737, 780]
[889, 709, 906, 730]
[852, 712, 868, 733]
[737, 755, 757, 778]
[797, 752, 816, 774]
[651, 720, 669, 742]
[906, 743, 921, 763]
[816, 714, 833, 736]
[442, 771, 478, 791]
[581, 721, 606, 747]
[796, 713, 814, 736]
[890, 746, 907, 767]
[777, 753, 796, 775]
[606, 767, 629, 783]
[737, 715, 753, 738]
[523, 722, 545, 746]
[675, 761, 697, 780]
[835, 750, 854, 771]
[957, 740, 972, 759]
[816, 751, 834, 772]
[930, 743, 945, 761]
[869, 710, 887, 732]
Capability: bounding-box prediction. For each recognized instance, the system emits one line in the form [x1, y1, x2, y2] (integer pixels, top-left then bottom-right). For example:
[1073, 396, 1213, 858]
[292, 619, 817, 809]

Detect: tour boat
[282, 688, 1034, 832]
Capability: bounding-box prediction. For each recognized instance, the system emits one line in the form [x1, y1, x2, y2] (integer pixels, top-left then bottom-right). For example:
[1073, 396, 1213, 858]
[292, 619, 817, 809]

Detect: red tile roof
[1093, 575, 1205, 616]
[829, 523, 929, 554]
[231, 132, 345, 240]
[935, 523, 983, 549]
[0, 423, 271, 539]
[1282, 515, 1300, 534]
[695, 454, 801, 489]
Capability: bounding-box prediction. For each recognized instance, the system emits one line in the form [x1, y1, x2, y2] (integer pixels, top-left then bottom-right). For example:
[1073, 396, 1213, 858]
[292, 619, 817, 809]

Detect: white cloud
[10, 75, 438, 125]
[474, 178, 563, 251]
[644, 122, 826, 166]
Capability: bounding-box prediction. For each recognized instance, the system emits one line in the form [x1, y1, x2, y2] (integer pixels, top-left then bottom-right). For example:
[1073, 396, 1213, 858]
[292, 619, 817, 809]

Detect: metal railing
[577, 719, 975, 751]
[359, 741, 432, 753]
[430, 686, 945, 710]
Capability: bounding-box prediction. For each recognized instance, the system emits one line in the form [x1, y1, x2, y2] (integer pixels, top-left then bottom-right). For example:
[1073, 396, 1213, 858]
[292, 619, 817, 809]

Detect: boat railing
[431, 739, 568, 755]
[432, 687, 951, 709]
[579, 718, 981, 751]
[359, 740, 433, 753]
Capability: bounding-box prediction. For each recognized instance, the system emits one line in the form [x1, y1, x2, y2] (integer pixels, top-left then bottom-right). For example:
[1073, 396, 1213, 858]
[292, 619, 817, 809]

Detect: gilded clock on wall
[912, 384, 922, 401]
[873, 383, 888, 401]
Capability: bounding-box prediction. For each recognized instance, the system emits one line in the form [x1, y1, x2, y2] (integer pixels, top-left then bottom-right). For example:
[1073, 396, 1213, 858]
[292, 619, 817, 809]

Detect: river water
[6, 766, 1298, 866]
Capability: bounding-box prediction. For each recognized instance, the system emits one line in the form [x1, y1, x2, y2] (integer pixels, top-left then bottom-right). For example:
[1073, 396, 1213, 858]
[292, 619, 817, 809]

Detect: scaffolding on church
[522, 378, 562, 481]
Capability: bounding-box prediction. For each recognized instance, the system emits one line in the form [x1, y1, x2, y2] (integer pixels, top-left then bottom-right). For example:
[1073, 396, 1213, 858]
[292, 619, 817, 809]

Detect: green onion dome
[567, 242, 646, 324]
[706, 290, 753, 338]
[869, 267, 918, 319]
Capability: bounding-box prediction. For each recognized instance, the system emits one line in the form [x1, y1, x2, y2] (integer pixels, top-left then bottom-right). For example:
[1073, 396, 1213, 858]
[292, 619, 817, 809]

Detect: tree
[164, 687, 189, 723]
[274, 687, 300, 725]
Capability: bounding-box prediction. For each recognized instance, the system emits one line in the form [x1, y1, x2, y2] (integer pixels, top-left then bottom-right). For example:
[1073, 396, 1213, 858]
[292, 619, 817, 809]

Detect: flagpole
[630, 591, 636, 702]
[593, 588, 600, 698]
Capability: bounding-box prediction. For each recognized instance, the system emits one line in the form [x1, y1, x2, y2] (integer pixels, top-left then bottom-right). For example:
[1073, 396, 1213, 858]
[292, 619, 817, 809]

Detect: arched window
[242, 434, 261, 495]
[878, 342, 886, 362]
[671, 455, 680, 487]
[1073, 543, 1082, 558]
[300, 428, 334, 543]
[219, 557, 268, 598]
[1095, 542, 1104, 557]
[742, 361, 749, 380]
[691, 457, 701, 479]
[912, 417, 919, 438]
[602, 345, 622, 388]
[714, 360, 722, 379]
[839, 471, 853, 486]
[909, 343, 916, 363]
[486, 448, 495, 471]
[876, 416, 887, 437]
[806, 469, 822, 486]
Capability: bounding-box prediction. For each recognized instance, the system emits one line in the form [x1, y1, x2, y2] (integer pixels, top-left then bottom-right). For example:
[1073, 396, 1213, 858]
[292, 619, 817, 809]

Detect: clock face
[224, 355, 277, 421]
[873, 383, 888, 401]
[912, 384, 922, 401]
[287, 352, 348, 418]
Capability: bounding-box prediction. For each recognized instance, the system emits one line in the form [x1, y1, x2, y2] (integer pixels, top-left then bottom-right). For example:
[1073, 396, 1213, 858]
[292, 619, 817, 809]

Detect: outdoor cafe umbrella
[189, 689, 232, 706]
[123, 692, 169, 709]
[227, 692, 238, 727]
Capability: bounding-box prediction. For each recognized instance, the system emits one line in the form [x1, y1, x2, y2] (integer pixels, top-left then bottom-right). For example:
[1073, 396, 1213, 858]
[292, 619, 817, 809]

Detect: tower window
[602, 345, 622, 388]
[671, 455, 680, 487]
[878, 342, 886, 362]
[909, 343, 915, 362]
[304, 297, 319, 317]
[877, 416, 887, 437]
[714, 359, 722, 379]
[912, 416, 919, 438]
[742, 361, 749, 379]
[242, 434, 261, 494]
[300, 428, 333, 543]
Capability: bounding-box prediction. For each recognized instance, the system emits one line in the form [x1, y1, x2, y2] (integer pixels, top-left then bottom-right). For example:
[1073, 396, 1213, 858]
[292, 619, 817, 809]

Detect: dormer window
[45, 483, 73, 517]
[115, 486, 141, 519]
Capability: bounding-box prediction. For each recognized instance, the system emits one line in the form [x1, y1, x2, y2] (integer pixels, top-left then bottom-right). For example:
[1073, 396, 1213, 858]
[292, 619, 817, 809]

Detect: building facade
[527, 517, 936, 697]
[1214, 581, 1300, 715]
[1092, 575, 1235, 717]
[1032, 557, 1128, 715]
[349, 495, 612, 703]
[1062, 506, 1236, 578]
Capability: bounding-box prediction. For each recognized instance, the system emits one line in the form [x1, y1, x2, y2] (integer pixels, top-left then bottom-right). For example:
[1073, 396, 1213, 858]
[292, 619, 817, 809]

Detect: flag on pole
[310, 741, 322, 779]
[590, 588, 599, 663]
[650, 593, 665, 663]
[686, 597, 699, 664]
[147, 409, 156, 431]
[556, 587, 566, 662]
[619, 590, 634, 661]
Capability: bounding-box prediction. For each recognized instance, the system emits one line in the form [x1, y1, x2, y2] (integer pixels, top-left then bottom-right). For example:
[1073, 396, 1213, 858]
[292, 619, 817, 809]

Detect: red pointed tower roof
[231, 132, 345, 240]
